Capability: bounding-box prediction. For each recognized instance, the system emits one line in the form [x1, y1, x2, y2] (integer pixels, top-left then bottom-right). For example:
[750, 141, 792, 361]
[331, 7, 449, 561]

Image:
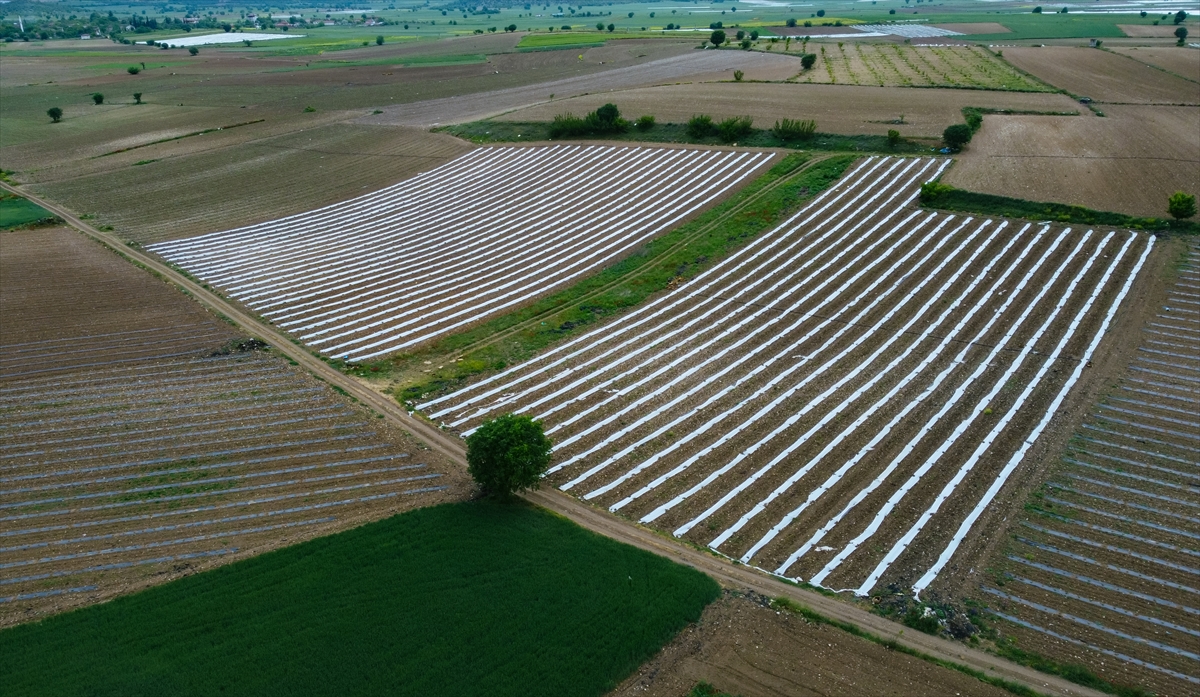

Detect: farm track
[426, 156, 1156, 626]
[1, 180, 1105, 697]
[977, 243, 1200, 695]
[149, 145, 776, 360]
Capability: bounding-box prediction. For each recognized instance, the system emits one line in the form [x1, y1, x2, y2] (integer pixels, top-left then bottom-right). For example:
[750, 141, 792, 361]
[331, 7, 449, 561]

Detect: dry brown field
[611, 590, 1014, 697]
[791, 44, 1051, 91]
[934, 22, 1011, 34]
[0, 225, 469, 626]
[1117, 23, 1197, 38]
[498, 82, 1084, 138]
[943, 105, 1200, 218]
[967, 240, 1199, 696]
[1001, 46, 1200, 104]
[30, 123, 471, 244]
[0, 228, 236, 378]
[1111, 46, 1200, 84]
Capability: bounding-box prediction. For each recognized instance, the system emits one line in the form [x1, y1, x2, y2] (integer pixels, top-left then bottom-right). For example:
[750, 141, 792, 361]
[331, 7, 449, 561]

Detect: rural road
[5, 181, 1105, 697]
[359, 50, 803, 126]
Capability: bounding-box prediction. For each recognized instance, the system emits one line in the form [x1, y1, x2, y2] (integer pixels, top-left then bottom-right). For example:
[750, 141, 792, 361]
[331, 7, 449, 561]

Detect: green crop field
[517, 31, 613, 50]
[0, 499, 719, 697]
[0, 192, 57, 229]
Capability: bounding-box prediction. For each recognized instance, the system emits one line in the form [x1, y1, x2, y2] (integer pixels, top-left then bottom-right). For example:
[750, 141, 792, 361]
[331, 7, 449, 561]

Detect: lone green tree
[133, 92, 143, 104]
[92, 93, 104, 105]
[710, 29, 726, 47]
[1175, 25, 1188, 44]
[466, 414, 553, 497]
[943, 123, 972, 151]
[1168, 191, 1197, 220]
[376, 34, 384, 45]
[189, 46, 199, 55]
[800, 52, 817, 70]
[1173, 9, 1187, 23]
[47, 107, 63, 123]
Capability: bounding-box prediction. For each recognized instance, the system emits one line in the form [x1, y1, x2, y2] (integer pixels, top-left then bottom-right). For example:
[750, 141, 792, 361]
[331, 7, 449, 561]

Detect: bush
[607, 23, 614, 32]
[736, 29, 745, 40]
[772, 118, 816, 140]
[740, 39, 751, 49]
[1032, 5, 1042, 12]
[786, 17, 797, 27]
[133, 92, 143, 104]
[887, 129, 901, 147]
[750, 29, 759, 40]
[717, 115, 753, 142]
[800, 52, 817, 70]
[548, 103, 629, 138]
[91, 93, 104, 105]
[188, 46, 199, 55]
[919, 181, 953, 204]
[686, 114, 715, 138]
[733, 69, 744, 81]
[376, 34, 384, 45]
[943, 123, 972, 150]
[710, 29, 726, 46]
[1168, 191, 1197, 220]
[466, 414, 553, 497]
[127, 66, 140, 74]
[47, 107, 63, 123]
[635, 114, 656, 131]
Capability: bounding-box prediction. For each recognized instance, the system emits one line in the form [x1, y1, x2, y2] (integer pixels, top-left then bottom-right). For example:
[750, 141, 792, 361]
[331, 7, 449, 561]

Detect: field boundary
[0, 180, 1106, 697]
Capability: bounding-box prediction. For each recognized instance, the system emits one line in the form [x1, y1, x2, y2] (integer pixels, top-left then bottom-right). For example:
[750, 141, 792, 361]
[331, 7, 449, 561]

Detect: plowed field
[1000, 46, 1200, 105]
[0, 227, 467, 625]
[0, 228, 235, 379]
[421, 156, 1155, 605]
[150, 144, 775, 360]
[976, 242, 1199, 696]
[1111, 46, 1200, 84]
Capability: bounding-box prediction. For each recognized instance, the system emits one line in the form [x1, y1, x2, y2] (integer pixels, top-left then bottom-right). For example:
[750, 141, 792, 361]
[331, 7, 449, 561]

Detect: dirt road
[3, 182, 1105, 697]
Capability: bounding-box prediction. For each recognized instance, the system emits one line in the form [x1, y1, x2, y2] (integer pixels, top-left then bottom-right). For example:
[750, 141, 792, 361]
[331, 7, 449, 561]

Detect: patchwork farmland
[422, 156, 1155, 603]
[0, 227, 464, 625]
[979, 243, 1199, 695]
[150, 145, 775, 361]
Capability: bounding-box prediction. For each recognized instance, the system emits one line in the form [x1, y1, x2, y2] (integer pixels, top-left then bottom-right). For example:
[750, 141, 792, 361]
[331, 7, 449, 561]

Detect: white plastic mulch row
[423, 155, 1155, 599]
[149, 146, 774, 361]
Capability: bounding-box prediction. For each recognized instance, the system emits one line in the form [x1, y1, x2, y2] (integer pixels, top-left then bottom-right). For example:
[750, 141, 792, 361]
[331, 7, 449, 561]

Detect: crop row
[0, 353, 452, 621]
[149, 146, 775, 361]
[423, 156, 1155, 606]
[980, 245, 1198, 692]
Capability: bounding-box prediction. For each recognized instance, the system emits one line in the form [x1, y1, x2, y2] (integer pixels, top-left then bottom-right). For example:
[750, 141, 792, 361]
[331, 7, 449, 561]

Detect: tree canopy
[710, 29, 726, 47]
[943, 123, 972, 151]
[466, 414, 553, 497]
[1168, 191, 1197, 220]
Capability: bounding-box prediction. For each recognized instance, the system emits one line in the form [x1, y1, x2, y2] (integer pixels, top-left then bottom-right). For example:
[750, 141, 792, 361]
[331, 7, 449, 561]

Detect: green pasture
[0, 192, 57, 229]
[0, 499, 720, 697]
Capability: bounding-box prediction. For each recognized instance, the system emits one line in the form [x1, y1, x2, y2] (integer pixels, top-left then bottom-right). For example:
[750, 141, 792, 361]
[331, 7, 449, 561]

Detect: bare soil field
[1111, 46, 1200, 84]
[30, 123, 471, 244]
[1117, 23, 1195, 38]
[497, 83, 1084, 138]
[609, 590, 1013, 697]
[791, 44, 1052, 91]
[943, 105, 1200, 218]
[421, 157, 1156, 614]
[362, 49, 807, 127]
[0, 228, 236, 379]
[1000, 46, 1200, 104]
[149, 145, 776, 358]
[968, 240, 1199, 696]
[934, 23, 1012, 35]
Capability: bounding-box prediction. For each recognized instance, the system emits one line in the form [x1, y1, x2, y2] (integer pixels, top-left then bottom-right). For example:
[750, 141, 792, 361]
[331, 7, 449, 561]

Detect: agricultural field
[944, 104, 1200, 218]
[975, 242, 1199, 695]
[0, 192, 56, 230]
[1111, 46, 1200, 84]
[421, 156, 1156, 606]
[1000, 46, 1200, 105]
[0, 499, 720, 696]
[0, 228, 237, 378]
[791, 44, 1053, 91]
[0, 226, 467, 624]
[150, 145, 775, 360]
[498, 83, 1084, 138]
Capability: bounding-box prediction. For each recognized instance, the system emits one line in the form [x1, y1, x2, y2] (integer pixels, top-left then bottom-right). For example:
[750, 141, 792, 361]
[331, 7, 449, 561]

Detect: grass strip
[0, 499, 720, 697]
[770, 597, 1046, 697]
[440, 120, 931, 153]
[390, 153, 857, 402]
[94, 119, 265, 158]
[920, 183, 1198, 235]
[0, 192, 60, 230]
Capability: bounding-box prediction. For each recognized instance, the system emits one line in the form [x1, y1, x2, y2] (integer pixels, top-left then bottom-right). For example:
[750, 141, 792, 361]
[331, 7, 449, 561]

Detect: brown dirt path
[2, 181, 1106, 697]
